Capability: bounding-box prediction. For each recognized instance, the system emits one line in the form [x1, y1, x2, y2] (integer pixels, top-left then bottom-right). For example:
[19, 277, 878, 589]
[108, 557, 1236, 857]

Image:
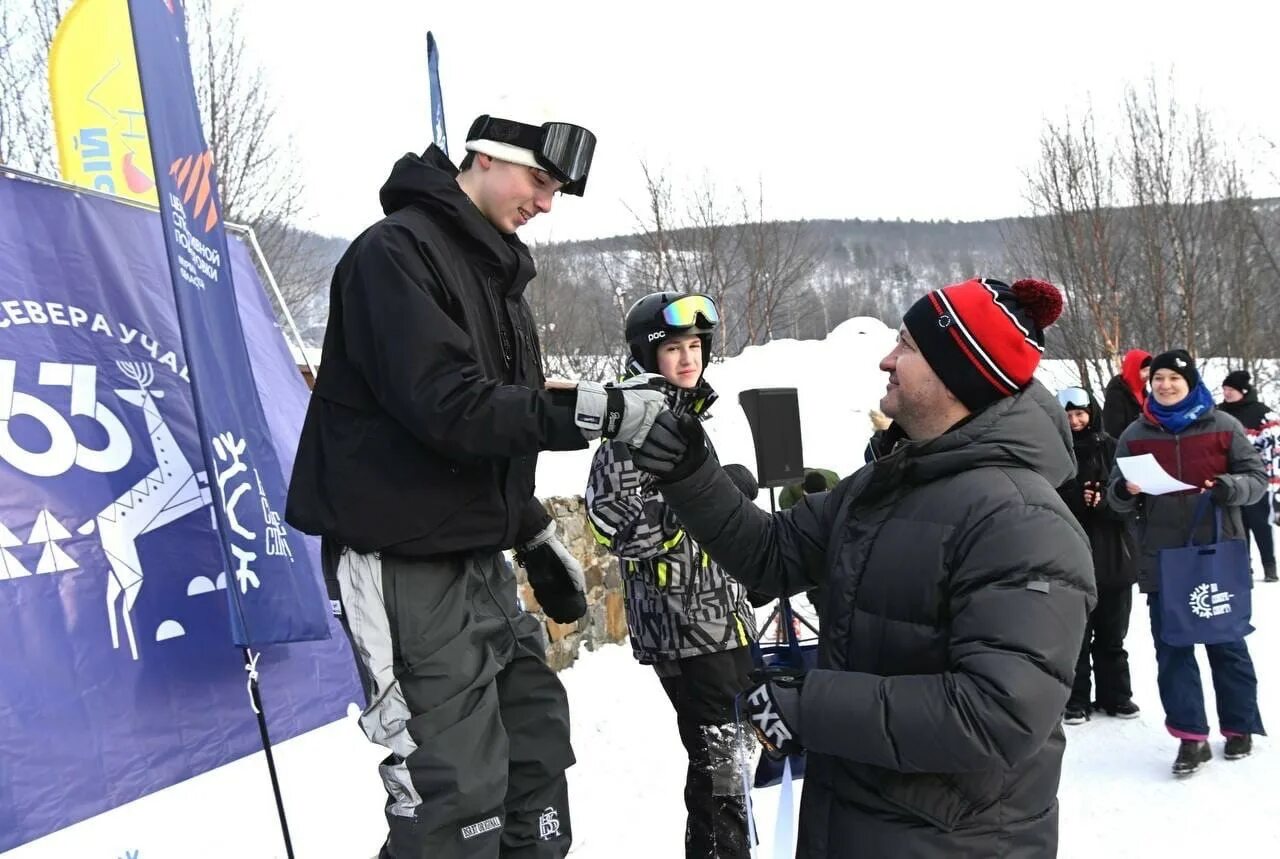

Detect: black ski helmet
[623, 291, 719, 375]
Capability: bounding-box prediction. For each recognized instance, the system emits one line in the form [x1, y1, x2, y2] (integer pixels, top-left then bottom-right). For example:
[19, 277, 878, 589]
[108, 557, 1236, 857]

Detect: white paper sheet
[1115, 453, 1198, 495]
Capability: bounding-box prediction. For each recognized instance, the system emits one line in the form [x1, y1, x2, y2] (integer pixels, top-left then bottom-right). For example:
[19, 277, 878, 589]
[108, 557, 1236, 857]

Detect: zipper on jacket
[482, 276, 513, 377]
[1175, 434, 1182, 484]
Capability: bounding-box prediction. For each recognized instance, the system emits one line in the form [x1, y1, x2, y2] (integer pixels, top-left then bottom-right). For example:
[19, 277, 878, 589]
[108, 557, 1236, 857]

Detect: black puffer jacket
[1057, 399, 1138, 590]
[286, 146, 585, 557]
[660, 382, 1095, 857]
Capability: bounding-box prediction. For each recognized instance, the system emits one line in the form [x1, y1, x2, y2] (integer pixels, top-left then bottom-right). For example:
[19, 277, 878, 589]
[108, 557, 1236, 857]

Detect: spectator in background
[1056, 386, 1140, 725]
[1103, 348, 1151, 438]
[1218, 370, 1280, 583]
[863, 407, 895, 462]
[778, 467, 840, 510]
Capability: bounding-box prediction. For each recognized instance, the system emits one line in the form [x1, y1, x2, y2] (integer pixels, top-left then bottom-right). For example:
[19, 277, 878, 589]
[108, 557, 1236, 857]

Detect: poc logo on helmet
[647, 331, 666, 343]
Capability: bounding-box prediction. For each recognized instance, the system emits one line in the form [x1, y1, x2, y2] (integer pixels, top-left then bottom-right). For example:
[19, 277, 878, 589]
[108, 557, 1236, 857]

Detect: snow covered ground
[9, 319, 1279, 858]
[562, 590, 1279, 858]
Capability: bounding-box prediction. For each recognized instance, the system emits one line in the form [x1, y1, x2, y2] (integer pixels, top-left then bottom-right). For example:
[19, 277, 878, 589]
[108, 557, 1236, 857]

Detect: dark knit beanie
[802, 471, 829, 494]
[1149, 349, 1199, 389]
[1222, 370, 1251, 396]
[902, 278, 1064, 411]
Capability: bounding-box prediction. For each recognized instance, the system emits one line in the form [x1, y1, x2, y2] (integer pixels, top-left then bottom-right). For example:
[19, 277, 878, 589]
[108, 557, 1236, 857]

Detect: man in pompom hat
[627, 278, 1095, 856]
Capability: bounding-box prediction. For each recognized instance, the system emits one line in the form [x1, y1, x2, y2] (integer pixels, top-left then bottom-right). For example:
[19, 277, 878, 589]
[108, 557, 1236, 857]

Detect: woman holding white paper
[1106, 349, 1267, 776]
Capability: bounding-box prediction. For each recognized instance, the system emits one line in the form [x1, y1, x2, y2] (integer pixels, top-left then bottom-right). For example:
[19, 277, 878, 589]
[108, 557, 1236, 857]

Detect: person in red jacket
[1102, 348, 1151, 438]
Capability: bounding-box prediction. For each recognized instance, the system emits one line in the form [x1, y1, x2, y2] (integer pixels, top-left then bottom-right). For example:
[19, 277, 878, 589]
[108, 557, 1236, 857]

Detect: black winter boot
[1263, 562, 1278, 583]
[1096, 700, 1140, 719]
[1224, 734, 1253, 760]
[1063, 703, 1090, 725]
[1172, 740, 1212, 776]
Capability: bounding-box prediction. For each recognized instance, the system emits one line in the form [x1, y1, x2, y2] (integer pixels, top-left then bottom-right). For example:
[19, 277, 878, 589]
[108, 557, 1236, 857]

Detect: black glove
[1209, 477, 1233, 505]
[515, 525, 587, 623]
[632, 411, 709, 483]
[722, 463, 759, 500]
[743, 666, 805, 759]
[573, 374, 667, 445]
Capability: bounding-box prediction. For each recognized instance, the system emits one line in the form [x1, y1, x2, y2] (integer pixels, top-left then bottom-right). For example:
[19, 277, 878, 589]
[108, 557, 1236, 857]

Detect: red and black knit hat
[902, 277, 1063, 411]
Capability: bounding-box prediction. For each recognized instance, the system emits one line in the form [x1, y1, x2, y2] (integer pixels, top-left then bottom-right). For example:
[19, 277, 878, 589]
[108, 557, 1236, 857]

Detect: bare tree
[738, 182, 821, 348]
[0, 0, 319, 327]
[527, 240, 626, 379]
[186, 0, 319, 321]
[1017, 75, 1280, 390]
[0, 0, 63, 175]
[1012, 108, 1127, 388]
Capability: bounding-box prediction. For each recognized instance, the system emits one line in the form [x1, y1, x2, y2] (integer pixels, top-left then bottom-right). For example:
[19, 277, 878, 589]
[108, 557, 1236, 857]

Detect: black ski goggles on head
[1057, 387, 1090, 411]
[466, 115, 596, 196]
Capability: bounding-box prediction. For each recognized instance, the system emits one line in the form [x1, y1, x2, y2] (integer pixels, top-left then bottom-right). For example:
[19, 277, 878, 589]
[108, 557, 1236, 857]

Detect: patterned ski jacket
[1217, 391, 1280, 522]
[586, 380, 756, 664]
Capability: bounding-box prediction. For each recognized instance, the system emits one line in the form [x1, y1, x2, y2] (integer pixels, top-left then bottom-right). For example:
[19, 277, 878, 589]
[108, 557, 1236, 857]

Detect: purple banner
[0, 172, 360, 851]
[126, 0, 328, 646]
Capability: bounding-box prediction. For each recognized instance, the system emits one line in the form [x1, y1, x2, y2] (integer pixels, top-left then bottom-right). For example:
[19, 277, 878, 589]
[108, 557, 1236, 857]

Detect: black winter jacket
[1102, 373, 1142, 440]
[286, 147, 585, 557]
[1057, 401, 1138, 590]
[660, 382, 1095, 857]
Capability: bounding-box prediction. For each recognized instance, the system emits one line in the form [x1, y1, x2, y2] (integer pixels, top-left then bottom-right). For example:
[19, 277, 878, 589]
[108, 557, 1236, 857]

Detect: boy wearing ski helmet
[585, 292, 759, 858]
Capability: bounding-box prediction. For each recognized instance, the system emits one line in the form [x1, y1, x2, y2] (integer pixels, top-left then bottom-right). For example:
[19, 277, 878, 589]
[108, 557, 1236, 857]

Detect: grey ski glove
[574, 374, 667, 446]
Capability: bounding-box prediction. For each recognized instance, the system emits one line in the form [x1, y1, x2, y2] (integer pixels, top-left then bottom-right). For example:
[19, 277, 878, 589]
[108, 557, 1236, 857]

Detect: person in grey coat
[1106, 349, 1267, 774]
[630, 278, 1095, 857]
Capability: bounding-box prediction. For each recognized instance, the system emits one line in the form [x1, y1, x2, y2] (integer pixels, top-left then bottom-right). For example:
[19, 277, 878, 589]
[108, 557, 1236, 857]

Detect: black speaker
[738, 388, 805, 488]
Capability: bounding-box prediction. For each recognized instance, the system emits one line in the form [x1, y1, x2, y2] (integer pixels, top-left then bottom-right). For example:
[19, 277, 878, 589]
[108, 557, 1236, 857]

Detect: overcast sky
[240, 0, 1280, 244]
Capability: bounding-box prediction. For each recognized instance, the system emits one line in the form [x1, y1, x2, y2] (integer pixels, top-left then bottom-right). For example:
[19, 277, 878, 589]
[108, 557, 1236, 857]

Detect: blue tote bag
[1156, 496, 1254, 647]
[749, 597, 819, 788]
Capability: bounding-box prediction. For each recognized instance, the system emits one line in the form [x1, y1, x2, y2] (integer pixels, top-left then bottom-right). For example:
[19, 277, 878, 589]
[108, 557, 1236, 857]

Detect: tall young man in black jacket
[287, 114, 663, 859]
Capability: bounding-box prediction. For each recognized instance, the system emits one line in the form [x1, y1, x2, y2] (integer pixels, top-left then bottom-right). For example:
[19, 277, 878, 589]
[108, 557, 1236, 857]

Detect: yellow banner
[49, 0, 156, 203]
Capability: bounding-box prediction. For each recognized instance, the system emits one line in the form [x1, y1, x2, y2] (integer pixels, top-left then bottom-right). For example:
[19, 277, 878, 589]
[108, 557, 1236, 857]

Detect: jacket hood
[900, 380, 1077, 488]
[1120, 349, 1151, 404]
[378, 145, 535, 294]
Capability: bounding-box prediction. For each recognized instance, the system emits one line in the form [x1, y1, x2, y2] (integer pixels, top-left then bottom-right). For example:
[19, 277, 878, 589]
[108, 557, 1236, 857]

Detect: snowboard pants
[325, 541, 574, 859]
[1241, 495, 1275, 570]
[1147, 592, 1266, 740]
[1068, 585, 1134, 711]
[656, 647, 756, 859]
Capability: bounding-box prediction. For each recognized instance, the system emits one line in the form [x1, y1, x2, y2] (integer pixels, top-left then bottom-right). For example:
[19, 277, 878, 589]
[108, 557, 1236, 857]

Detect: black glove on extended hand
[722, 463, 759, 500]
[515, 525, 587, 623]
[743, 666, 805, 759]
[632, 411, 709, 483]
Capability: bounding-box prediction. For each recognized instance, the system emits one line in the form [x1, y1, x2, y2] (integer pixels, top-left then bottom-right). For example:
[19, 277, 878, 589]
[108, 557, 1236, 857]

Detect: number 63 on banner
[0, 359, 134, 477]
